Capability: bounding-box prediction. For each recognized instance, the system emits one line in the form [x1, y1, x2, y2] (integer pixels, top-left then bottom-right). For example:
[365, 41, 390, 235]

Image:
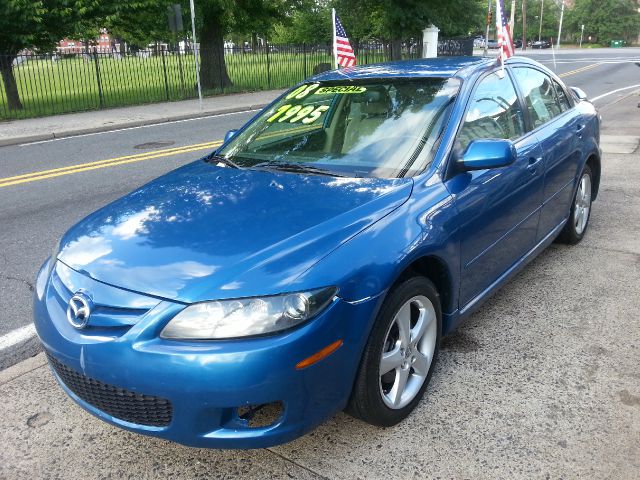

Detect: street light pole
[522, 0, 527, 50]
[579, 24, 585, 48]
[188, 0, 202, 110]
[557, 0, 565, 49]
[538, 0, 544, 42]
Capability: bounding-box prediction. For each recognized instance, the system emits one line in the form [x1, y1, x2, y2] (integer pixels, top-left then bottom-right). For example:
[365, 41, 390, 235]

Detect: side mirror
[570, 86, 588, 101]
[224, 129, 238, 143]
[459, 139, 517, 171]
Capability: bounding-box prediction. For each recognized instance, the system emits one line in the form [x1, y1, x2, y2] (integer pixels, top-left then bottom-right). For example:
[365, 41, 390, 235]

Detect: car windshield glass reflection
[217, 78, 460, 178]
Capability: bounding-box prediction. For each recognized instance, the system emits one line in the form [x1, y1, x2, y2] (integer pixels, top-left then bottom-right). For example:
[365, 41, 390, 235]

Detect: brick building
[57, 29, 114, 54]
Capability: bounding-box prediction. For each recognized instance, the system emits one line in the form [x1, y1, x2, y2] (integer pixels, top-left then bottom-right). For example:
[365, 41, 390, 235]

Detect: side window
[552, 79, 572, 112]
[513, 67, 562, 128]
[457, 71, 526, 151]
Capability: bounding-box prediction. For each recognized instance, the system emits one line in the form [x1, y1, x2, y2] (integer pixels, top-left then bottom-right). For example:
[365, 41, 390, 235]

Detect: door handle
[576, 124, 586, 137]
[527, 157, 542, 173]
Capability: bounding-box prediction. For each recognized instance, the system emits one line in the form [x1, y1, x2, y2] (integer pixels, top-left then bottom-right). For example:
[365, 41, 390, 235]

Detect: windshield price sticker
[314, 86, 367, 95]
[285, 83, 320, 100]
[266, 104, 330, 124]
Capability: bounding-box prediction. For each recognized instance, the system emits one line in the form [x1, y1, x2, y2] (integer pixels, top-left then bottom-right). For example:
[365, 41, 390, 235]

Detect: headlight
[160, 287, 338, 340]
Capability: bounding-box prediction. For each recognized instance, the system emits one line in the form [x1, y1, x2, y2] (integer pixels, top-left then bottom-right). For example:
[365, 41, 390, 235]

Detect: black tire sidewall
[559, 164, 593, 244]
[349, 276, 442, 427]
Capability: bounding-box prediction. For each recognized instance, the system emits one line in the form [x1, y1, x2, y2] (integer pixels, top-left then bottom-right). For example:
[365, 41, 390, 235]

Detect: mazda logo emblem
[67, 293, 92, 329]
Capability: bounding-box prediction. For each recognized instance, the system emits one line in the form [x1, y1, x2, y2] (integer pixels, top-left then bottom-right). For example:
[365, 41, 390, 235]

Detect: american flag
[496, 0, 515, 62]
[333, 11, 356, 68]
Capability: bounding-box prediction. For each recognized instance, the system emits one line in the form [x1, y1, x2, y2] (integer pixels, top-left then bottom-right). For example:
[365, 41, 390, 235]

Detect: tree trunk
[0, 55, 23, 111]
[390, 38, 403, 61]
[251, 32, 258, 53]
[200, 14, 232, 91]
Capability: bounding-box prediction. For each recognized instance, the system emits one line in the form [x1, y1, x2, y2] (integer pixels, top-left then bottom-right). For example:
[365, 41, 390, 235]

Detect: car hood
[58, 160, 413, 303]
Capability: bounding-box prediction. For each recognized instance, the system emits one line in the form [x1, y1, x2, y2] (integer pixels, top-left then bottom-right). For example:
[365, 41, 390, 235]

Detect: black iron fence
[0, 39, 474, 120]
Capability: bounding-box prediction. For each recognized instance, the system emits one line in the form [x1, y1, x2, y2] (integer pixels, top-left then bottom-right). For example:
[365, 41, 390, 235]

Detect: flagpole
[331, 8, 338, 70]
[496, 0, 504, 76]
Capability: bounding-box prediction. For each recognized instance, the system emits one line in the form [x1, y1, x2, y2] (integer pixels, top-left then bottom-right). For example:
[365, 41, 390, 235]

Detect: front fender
[291, 174, 460, 311]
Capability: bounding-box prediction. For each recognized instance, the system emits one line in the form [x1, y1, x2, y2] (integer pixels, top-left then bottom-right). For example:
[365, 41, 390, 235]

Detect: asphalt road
[0, 48, 639, 370]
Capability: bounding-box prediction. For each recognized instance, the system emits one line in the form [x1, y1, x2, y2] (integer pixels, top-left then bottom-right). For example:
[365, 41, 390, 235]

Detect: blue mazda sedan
[34, 56, 600, 448]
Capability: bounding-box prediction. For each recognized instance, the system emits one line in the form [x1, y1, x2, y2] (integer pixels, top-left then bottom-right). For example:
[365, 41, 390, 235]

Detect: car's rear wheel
[557, 164, 593, 245]
[347, 276, 441, 426]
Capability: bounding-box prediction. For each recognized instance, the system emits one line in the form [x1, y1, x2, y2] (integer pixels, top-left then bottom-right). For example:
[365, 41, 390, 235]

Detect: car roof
[309, 55, 545, 82]
[311, 57, 491, 82]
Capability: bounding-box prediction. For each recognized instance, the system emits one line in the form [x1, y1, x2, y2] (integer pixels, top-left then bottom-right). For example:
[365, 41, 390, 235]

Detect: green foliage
[105, 0, 176, 47]
[271, 1, 332, 43]
[0, 0, 77, 54]
[565, 0, 640, 44]
[510, 0, 562, 42]
[332, 0, 486, 41]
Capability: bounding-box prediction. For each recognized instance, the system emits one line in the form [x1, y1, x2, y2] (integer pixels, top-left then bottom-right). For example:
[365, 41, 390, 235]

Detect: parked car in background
[532, 39, 552, 49]
[36, 56, 600, 449]
[514, 39, 523, 48]
[487, 39, 499, 49]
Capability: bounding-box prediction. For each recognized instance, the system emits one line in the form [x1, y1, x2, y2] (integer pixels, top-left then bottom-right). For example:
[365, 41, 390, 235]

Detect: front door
[445, 69, 544, 307]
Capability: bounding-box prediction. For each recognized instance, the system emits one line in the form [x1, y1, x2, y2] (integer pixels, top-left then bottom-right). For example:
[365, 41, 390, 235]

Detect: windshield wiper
[252, 161, 346, 177]
[205, 154, 241, 169]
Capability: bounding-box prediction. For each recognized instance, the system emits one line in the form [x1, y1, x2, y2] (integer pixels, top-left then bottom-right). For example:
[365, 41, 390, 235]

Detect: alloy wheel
[379, 295, 438, 409]
[574, 172, 592, 235]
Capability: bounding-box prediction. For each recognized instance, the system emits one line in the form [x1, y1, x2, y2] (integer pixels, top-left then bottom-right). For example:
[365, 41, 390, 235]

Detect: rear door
[445, 69, 545, 307]
[511, 67, 583, 241]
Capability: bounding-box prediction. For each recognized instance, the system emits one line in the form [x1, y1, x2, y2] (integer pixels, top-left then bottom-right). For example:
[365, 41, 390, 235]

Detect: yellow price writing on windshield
[285, 83, 320, 100]
[266, 105, 330, 124]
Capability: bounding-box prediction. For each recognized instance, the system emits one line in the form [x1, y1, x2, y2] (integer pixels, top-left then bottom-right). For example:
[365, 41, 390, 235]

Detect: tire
[346, 276, 442, 427]
[557, 164, 593, 245]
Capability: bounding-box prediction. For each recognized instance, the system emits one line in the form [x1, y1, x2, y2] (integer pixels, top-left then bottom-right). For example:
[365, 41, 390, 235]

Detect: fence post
[177, 43, 186, 97]
[161, 46, 170, 100]
[92, 48, 104, 109]
[302, 43, 308, 80]
[266, 41, 271, 89]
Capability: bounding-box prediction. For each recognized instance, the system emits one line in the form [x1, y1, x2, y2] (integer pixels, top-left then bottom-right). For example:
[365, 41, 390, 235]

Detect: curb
[0, 103, 271, 148]
[0, 352, 46, 387]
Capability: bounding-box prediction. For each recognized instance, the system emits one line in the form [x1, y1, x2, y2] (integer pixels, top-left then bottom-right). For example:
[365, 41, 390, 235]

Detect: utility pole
[538, 0, 544, 42]
[557, 0, 565, 49]
[522, 0, 527, 50]
[484, 0, 493, 57]
[579, 24, 585, 48]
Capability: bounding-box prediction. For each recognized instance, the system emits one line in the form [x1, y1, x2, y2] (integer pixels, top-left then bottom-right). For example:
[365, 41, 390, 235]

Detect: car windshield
[216, 78, 460, 178]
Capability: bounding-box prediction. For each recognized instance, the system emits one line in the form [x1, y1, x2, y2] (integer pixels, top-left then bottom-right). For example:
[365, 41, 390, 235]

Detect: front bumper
[34, 260, 381, 449]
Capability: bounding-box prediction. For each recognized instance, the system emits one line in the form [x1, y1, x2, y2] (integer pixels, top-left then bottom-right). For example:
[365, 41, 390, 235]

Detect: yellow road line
[559, 63, 600, 78]
[0, 141, 222, 188]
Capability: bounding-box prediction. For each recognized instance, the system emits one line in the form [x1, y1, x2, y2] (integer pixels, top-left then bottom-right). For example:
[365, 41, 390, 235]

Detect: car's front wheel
[557, 164, 593, 245]
[347, 276, 441, 427]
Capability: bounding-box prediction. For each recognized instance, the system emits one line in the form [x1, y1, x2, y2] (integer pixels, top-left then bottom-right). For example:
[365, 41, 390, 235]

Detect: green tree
[0, 0, 78, 110]
[510, 0, 561, 43]
[565, 0, 640, 45]
[105, 1, 175, 50]
[271, 0, 332, 44]
[333, 0, 485, 59]
[193, 0, 292, 90]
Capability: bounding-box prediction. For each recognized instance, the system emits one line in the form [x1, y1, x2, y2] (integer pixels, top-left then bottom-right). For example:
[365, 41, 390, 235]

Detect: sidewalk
[0, 90, 285, 147]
